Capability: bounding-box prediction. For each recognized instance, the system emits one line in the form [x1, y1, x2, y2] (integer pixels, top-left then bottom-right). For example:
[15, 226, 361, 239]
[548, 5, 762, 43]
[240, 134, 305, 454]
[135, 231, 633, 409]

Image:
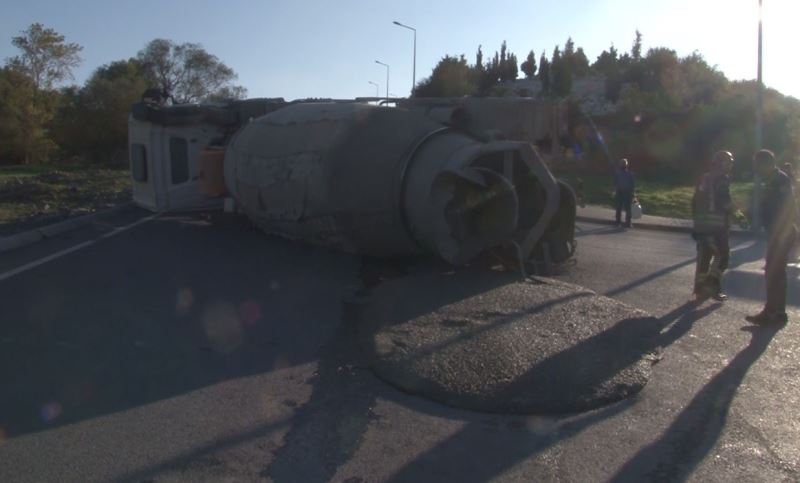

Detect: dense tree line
[413, 32, 715, 104]
[413, 32, 800, 176]
[0, 24, 246, 165]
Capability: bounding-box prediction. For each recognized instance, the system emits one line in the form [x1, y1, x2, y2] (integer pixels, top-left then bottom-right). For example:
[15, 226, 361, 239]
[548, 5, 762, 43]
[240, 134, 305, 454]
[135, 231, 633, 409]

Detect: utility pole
[393, 21, 417, 96]
[375, 60, 390, 102]
[752, 0, 764, 232]
[368, 81, 379, 97]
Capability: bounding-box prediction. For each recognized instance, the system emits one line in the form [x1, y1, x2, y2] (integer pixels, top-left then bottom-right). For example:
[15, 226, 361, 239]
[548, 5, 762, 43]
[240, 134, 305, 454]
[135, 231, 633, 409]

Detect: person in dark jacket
[746, 150, 799, 325]
[692, 150, 735, 301]
[613, 158, 635, 227]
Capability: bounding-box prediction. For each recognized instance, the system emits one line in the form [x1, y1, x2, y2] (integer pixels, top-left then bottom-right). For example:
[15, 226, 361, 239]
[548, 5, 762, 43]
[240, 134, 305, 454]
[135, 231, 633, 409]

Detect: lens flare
[239, 300, 262, 326]
[201, 302, 243, 354]
[40, 402, 62, 423]
[176, 288, 195, 316]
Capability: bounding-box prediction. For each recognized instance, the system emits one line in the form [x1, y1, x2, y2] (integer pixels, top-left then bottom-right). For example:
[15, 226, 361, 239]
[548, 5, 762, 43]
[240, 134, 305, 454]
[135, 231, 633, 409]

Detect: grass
[562, 174, 754, 220]
[0, 163, 131, 236]
[0, 163, 756, 235]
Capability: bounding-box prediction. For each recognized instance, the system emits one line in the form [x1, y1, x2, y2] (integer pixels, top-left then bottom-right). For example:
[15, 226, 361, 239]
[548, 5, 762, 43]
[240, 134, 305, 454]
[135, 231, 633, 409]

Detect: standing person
[784, 162, 800, 262]
[613, 158, 635, 228]
[746, 150, 799, 325]
[691, 150, 735, 301]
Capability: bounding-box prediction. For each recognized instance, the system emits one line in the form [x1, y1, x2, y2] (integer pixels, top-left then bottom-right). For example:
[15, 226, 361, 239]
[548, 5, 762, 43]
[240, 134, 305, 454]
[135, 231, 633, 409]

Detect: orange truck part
[197, 147, 227, 197]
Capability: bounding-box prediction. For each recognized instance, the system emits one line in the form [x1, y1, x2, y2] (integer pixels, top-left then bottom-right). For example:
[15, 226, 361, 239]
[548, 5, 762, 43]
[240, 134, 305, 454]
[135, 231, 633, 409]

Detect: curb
[575, 215, 755, 238]
[0, 202, 136, 254]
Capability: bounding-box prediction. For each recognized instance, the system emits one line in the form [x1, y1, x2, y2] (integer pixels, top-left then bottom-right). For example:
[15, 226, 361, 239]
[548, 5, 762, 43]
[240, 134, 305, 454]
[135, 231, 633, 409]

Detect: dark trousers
[615, 191, 633, 225]
[765, 231, 796, 314]
[694, 232, 730, 295]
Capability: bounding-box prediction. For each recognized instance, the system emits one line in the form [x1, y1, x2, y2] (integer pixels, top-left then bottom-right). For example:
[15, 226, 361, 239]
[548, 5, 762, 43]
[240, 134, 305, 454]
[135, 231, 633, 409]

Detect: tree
[551, 46, 572, 97]
[520, 50, 537, 79]
[2, 23, 81, 163]
[52, 59, 148, 164]
[413, 55, 476, 98]
[592, 45, 619, 76]
[0, 67, 56, 163]
[538, 53, 551, 95]
[641, 47, 682, 107]
[631, 30, 643, 62]
[572, 47, 591, 76]
[593, 45, 623, 102]
[136, 39, 246, 103]
[679, 52, 727, 107]
[502, 52, 519, 82]
[485, 51, 501, 88]
[7, 23, 83, 91]
[475, 45, 484, 72]
[564, 37, 575, 58]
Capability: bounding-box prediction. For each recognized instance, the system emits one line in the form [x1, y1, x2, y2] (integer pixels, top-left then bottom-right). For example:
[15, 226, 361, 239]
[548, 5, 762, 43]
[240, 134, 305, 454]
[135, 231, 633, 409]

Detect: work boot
[693, 276, 713, 302]
[706, 275, 725, 302]
[745, 311, 788, 326]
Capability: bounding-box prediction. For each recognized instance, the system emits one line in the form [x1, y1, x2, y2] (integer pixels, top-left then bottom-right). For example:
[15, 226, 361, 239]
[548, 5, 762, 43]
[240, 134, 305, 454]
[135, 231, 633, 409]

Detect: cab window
[131, 143, 148, 182]
[170, 137, 189, 184]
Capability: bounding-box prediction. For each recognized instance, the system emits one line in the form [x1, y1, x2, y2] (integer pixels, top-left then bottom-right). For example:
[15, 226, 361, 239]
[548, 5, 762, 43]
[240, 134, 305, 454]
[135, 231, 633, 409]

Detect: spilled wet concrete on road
[355, 268, 662, 414]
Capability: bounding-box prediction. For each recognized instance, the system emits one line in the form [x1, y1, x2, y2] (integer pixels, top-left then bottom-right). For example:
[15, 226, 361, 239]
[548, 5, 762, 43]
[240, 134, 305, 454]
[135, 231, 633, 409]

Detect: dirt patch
[0, 167, 131, 236]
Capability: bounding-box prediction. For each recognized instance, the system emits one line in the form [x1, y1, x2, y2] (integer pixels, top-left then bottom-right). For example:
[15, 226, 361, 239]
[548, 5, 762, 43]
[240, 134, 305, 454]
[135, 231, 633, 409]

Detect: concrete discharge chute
[224, 102, 574, 268]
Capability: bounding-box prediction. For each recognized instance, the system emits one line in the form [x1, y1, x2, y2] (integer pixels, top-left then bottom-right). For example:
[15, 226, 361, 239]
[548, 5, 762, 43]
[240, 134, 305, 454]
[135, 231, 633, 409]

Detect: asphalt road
[0, 209, 798, 482]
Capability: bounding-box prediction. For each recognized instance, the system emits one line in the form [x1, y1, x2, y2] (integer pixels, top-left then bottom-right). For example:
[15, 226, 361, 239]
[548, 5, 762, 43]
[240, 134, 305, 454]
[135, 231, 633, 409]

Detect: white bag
[631, 200, 643, 219]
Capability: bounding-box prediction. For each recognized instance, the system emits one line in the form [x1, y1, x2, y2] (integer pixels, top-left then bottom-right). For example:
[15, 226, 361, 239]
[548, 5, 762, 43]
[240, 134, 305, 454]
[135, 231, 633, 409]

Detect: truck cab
[128, 98, 286, 211]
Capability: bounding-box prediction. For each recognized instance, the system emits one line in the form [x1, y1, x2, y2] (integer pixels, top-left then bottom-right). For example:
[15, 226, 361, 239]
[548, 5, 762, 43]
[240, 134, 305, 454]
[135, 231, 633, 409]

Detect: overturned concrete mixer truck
[128, 97, 576, 272]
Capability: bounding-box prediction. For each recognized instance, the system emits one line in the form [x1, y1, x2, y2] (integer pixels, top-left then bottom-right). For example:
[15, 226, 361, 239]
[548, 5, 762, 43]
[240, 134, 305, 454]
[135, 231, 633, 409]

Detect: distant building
[501, 75, 617, 116]
[571, 75, 616, 116]
[499, 79, 543, 98]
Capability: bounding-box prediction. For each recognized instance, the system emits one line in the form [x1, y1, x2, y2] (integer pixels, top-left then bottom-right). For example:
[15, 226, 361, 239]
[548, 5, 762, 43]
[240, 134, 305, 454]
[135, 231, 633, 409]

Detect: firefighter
[692, 150, 736, 301]
[746, 149, 799, 325]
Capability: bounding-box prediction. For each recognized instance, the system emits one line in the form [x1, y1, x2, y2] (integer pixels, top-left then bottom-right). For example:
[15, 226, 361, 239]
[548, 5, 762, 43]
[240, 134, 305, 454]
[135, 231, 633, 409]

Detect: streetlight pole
[375, 60, 389, 102]
[753, 0, 764, 232]
[756, 0, 764, 150]
[393, 21, 416, 95]
[368, 81, 379, 97]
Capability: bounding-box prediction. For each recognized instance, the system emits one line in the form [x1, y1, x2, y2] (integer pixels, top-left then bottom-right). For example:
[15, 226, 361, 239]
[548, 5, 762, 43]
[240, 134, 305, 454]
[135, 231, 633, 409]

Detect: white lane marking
[0, 214, 158, 283]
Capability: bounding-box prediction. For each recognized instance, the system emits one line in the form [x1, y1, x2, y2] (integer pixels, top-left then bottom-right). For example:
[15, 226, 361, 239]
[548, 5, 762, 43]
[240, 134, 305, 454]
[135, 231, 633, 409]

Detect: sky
[1, 0, 797, 101]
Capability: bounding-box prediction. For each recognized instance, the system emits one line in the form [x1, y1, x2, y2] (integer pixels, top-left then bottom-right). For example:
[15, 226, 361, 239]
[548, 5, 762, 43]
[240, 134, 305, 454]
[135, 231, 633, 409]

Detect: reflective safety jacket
[692, 171, 732, 235]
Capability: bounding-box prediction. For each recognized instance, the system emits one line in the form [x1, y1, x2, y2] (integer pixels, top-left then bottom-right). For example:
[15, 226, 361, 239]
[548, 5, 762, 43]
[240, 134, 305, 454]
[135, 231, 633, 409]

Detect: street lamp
[393, 21, 416, 95]
[375, 60, 389, 102]
[752, 0, 764, 232]
[368, 81, 380, 97]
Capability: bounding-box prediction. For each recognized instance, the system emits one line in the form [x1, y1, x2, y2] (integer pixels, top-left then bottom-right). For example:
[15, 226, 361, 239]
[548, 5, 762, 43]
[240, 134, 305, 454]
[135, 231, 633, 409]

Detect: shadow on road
[722, 268, 799, 306]
[609, 325, 780, 482]
[382, 300, 720, 481]
[729, 239, 766, 269]
[603, 240, 769, 299]
[117, 417, 292, 482]
[605, 257, 696, 298]
[0, 213, 359, 437]
[388, 399, 634, 482]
